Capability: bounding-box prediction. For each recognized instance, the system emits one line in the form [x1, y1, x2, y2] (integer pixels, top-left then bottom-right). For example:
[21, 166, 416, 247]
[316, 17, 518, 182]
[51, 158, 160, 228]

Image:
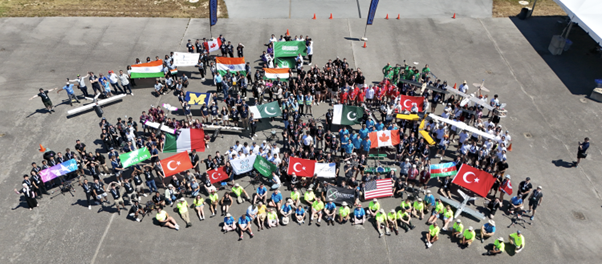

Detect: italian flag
[216, 57, 246, 75]
[130, 60, 164, 79]
[264, 68, 289, 80]
[164, 128, 206, 153]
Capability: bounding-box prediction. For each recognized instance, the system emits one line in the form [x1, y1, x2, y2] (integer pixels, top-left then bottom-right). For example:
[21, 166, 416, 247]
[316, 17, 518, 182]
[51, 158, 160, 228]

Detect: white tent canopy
[553, 0, 602, 45]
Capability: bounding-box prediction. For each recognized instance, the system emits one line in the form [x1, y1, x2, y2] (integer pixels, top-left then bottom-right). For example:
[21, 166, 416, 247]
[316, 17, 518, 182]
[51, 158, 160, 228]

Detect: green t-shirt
[210, 193, 219, 203]
[312, 200, 324, 211]
[413, 201, 424, 211]
[339, 207, 350, 217]
[397, 210, 410, 220]
[375, 212, 386, 223]
[429, 225, 440, 236]
[453, 222, 464, 233]
[444, 208, 453, 218]
[304, 191, 315, 202]
[494, 239, 505, 252]
[369, 201, 380, 211]
[387, 212, 397, 221]
[435, 202, 444, 214]
[176, 201, 188, 214]
[510, 233, 525, 247]
[232, 186, 243, 197]
[291, 191, 300, 200]
[463, 230, 475, 240]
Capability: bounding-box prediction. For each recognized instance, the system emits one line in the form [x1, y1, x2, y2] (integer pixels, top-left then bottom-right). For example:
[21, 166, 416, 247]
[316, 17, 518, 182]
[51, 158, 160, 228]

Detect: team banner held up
[326, 185, 356, 205]
[130, 60, 164, 79]
[208, 166, 229, 184]
[287, 157, 316, 177]
[430, 162, 457, 178]
[273, 41, 307, 57]
[364, 179, 393, 199]
[160, 152, 194, 177]
[275, 57, 297, 69]
[451, 164, 496, 197]
[314, 163, 336, 178]
[216, 57, 246, 76]
[249, 101, 282, 119]
[231, 154, 257, 175]
[40, 159, 78, 183]
[253, 155, 278, 177]
[185, 91, 212, 105]
[172, 52, 200, 67]
[332, 104, 364, 125]
[263, 68, 290, 80]
[369, 130, 400, 148]
[119, 147, 151, 168]
[400, 95, 424, 112]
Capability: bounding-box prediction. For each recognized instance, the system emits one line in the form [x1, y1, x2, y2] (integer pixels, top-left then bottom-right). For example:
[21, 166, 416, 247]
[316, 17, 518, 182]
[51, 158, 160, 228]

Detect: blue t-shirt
[295, 207, 305, 215]
[366, 120, 375, 129]
[359, 128, 369, 139]
[257, 186, 267, 195]
[271, 192, 283, 203]
[484, 223, 496, 233]
[238, 216, 251, 225]
[424, 194, 435, 206]
[281, 204, 292, 213]
[62, 84, 75, 95]
[511, 196, 523, 206]
[351, 135, 362, 149]
[325, 202, 336, 211]
[344, 142, 354, 154]
[375, 123, 385, 131]
[224, 216, 234, 225]
[362, 139, 371, 151]
[339, 129, 349, 139]
[215, 75, 223, 84]
[354, 207, 365, 217]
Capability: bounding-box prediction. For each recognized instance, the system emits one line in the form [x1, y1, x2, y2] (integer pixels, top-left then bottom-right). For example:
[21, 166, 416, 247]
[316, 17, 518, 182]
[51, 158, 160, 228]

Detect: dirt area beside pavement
[493, 0, 566, 17]
[0, 0, 228, 18]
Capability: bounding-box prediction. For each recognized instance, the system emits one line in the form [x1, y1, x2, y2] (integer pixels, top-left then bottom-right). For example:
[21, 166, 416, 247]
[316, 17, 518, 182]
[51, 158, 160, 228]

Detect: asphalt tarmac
[0, 16, 601, 263]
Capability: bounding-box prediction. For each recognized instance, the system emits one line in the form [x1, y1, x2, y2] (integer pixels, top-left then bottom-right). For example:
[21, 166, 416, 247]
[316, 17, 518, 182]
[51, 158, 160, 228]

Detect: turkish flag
[452, 164, 496, 197]
[369, 130, 401, 148]
[500, 179, 513, 195]
[208, 166, 229, 184]
[400, 95, 424, 112]
[287, 157, 316, 177]
[160, 152, 193, 177]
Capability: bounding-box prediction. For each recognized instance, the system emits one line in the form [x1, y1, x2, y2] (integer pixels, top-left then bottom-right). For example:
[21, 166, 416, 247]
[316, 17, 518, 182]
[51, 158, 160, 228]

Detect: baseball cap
[517, 230, 521, 234]
[468, 226, 473, 231]
[456, 219, 461, 223]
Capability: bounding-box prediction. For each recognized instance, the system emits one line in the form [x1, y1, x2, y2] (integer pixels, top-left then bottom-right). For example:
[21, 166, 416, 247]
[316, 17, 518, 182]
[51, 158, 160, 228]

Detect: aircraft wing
[458, 206, 486, 221]
[144, 121, 177, 134]
[67, 94, 126, 116]
[428, 114, 496, 140]
[439, 195, 462, 209]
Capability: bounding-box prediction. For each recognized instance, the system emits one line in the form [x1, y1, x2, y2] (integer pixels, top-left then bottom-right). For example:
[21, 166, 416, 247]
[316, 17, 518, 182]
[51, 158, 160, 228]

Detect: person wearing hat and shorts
[483, 237, 505, 255]
[412, 198, 425, 220]
[352, 204, 366, 225]
[509, 230, 525, 253]
[375, 209, 389, 237]
[337, 202, 350, 224]
[209, 189, 219, 217]
[367, 198, 381, 217]
[451, 219, 464, 238]
[323, 199, 337, 226]
[176, 198, 192, 228]
[232, 183, 250, 204]
[461, 226, 476, 247]
[222, 213, 236, 233]
[280, 199, 293, 225]
[266, 208, 279, 228]
[480, 219, 496, 242]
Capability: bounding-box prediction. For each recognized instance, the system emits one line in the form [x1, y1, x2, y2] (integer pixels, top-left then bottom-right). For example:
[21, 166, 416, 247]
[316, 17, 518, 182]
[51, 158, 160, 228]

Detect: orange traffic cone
[313, 13, 316, 19]
[452, 13, 456, 19]
[39, 144, 46, 152]
[286, 29, 290, 36]
[453, 83, 457, 89]
[363, 42, 367, 48]
[385, 14, 389, 19]
[507, 143, 512, 152]
[397, 14, 400, 19]
[329, 13, 333, 19]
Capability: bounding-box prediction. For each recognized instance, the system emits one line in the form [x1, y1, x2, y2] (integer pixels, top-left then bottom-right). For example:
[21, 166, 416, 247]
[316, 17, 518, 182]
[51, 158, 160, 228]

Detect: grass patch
[493, 0, 566, 17]
[0, 0, 228, 18]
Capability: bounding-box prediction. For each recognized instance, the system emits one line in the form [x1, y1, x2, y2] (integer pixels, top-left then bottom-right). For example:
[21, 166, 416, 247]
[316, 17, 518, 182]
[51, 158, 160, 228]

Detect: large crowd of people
[18, 32, 543, 255]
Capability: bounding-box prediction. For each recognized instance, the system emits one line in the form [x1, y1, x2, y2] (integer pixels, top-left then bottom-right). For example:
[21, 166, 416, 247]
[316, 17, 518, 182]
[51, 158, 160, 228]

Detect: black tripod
[507, 210, 531, 229]
[50, 179, 76, 199]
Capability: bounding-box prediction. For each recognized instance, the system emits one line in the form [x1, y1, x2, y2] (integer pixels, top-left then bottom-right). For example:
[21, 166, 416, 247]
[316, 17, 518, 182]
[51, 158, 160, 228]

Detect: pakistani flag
[275, 57, 297, 69]
[332, 104, 364, 125]
[249, 101, 282, 119]
[254, 155, 278, 177]
[119, 147, 151, 168]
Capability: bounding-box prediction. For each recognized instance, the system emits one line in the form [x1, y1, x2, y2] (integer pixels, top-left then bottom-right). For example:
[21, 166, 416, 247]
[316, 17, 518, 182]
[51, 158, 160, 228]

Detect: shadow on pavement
[551, 159, 573, 168]
[510, 16, 602, 97]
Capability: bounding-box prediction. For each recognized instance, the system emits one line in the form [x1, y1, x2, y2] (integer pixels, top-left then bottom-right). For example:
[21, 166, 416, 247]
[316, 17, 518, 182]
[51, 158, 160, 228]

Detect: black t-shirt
[124, 182, 134, 194]
[82, 183, 92, 194]
[110, 188, 121, 199]
[530, 190, 543, 202]
[38, 91, 51, 102]
[93, 182, 105, 194]
[144, 170, 155, 181]
[133, 174, 143, 185]
[519, 181, 532, 193]
[204, 159, 214, 169]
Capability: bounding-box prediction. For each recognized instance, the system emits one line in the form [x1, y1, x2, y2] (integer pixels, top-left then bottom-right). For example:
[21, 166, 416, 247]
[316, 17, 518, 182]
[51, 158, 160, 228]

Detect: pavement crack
[179, 18, 192, 47]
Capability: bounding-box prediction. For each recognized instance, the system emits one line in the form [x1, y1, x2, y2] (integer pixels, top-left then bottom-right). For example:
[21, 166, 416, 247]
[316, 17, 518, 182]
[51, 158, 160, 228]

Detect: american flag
[364, 179, 393, 200]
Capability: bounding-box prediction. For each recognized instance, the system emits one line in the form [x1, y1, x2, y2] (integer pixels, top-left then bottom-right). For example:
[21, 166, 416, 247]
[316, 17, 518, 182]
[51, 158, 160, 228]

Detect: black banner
[325, 185, 355, 205]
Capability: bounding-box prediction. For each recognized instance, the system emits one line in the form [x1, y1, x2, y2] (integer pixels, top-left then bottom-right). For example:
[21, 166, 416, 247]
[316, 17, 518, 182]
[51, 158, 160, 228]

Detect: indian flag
[264, 68, 289, 80]
[130, 60, 164, 79]
[164, 128, 206, 153]
[170, 68, 178, 75]
[216, 57, 246, 75]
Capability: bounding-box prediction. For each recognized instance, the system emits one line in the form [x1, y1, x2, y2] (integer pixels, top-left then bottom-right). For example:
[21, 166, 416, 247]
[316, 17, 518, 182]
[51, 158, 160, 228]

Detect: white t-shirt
[119, 74, 130, 85]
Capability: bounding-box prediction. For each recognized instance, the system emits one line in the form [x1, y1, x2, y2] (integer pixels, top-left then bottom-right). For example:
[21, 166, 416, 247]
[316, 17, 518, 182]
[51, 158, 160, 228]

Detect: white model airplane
[439, 189, 486, 220]
[428, 114, 496, 140]
[67, 94, 126, 116]
[144, 120, 177, 134]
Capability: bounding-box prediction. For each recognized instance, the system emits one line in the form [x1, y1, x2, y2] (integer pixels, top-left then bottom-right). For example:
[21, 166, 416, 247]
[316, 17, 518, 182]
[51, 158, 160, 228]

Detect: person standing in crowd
[57, 81, 81, 106]
[527, 186, 543, 221]
[14, 183, 37, 210]
[176, 198, 192, 228]
[574, 137, 589, 167]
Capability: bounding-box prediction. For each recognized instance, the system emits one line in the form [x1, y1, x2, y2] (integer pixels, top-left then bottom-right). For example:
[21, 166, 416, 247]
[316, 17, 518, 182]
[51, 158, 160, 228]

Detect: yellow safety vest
[304, 191, 315, 202]
[210, 193, 219, 203]
[232, 186, 243, 197]
[156, 210, 167, 221]
[177, 201, 188, 214]
[291, 191, 300, 200]
[429, 225, 440, 236]
[339, 207, 350, 217]
[369, 201, 380, 211]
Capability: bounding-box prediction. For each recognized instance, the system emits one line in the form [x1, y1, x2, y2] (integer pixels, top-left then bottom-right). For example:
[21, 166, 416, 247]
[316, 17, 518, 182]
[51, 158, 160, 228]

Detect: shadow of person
[26, 109, 51, 118]
[551, 159, 574, 168]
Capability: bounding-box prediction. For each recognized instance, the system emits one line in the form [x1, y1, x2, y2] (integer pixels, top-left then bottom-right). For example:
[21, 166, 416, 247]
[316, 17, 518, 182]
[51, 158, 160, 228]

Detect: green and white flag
[274, 41, 307, 57]
[275, 57, 297, 69]
[332, 104, 364, 125]
[249, 101, 282, 119]
[119, 147, 151, 168]
[253, 155, 278, 177]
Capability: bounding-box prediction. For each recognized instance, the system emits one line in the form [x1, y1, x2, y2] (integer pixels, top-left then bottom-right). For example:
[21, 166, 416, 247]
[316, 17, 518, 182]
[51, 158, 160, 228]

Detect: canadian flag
[208, 166, 228, 184]
[203, 38, 222, 53]
[500, 179, 513, 195]
[400, 95, 424, 112]
[369, 130, 401, 148]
